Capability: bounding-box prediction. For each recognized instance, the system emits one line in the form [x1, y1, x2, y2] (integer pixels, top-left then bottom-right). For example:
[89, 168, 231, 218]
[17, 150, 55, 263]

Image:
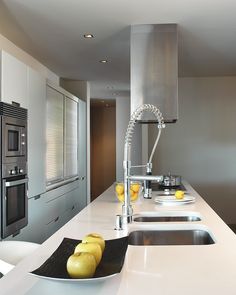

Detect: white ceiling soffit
[1, 0, 236, 99]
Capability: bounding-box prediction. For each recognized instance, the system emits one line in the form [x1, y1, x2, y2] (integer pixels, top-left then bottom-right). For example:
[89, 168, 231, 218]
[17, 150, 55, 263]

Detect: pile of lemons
[66, 233, 105, 279]
[115, 182, 141, 202]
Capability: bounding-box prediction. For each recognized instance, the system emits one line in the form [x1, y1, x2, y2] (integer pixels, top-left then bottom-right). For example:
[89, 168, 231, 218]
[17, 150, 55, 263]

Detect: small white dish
[154, 195, 195, 205]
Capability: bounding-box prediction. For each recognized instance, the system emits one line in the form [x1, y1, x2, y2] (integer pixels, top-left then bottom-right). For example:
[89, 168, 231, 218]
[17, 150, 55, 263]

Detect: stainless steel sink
[133, 212, 201, 223]
[128, 229, 215, 245]
[134, 216, 201, 222]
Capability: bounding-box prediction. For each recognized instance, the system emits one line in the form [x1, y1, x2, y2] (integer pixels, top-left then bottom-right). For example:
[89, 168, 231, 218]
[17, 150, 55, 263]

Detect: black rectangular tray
[31, 236, 128, 280]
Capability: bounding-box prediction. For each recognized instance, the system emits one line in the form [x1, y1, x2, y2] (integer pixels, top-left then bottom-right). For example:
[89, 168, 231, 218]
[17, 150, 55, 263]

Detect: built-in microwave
[1, 116, 27, 162]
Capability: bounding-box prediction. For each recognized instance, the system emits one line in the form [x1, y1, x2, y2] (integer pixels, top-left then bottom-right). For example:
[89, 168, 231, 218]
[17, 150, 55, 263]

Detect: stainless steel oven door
[1, 177, 28, 238]
[2, 116, 27, 160]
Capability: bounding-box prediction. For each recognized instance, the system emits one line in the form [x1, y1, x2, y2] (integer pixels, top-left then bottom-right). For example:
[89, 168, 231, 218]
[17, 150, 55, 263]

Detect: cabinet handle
[71, 205, 75, 211]
[54, 216, 59, 222]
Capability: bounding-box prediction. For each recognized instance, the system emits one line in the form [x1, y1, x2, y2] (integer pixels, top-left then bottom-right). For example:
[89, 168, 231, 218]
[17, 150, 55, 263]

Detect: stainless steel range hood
[130, 24, 178, 123]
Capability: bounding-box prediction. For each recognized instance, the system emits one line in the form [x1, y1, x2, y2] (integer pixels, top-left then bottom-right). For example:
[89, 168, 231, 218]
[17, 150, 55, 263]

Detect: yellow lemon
[116, 186, 139, 202]
[115, 183, 124, 195]
[130, 189, 135, 198]
[130, 183, 140, 193]
[131, 191, 139, 202]
[175, 190, 185, 199]
[117, 193, 125, 202]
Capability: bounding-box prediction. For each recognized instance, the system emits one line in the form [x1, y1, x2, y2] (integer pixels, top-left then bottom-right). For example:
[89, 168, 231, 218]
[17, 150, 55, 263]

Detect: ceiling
[1, 0, 236, 99]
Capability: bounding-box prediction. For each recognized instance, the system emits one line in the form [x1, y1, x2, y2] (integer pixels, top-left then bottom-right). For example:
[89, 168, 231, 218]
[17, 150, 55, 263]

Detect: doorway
[90, 99, 116, 201]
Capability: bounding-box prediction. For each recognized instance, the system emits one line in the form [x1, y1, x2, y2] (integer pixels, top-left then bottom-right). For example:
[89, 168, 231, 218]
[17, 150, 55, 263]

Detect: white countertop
[1, 182, 236, 295]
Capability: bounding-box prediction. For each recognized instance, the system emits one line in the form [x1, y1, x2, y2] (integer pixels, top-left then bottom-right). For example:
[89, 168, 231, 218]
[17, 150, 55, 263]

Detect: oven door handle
[5, 178, 29, 187]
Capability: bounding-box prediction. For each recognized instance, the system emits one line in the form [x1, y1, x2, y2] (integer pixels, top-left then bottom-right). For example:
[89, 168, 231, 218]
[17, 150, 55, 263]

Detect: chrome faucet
[115, 104, 165, 230]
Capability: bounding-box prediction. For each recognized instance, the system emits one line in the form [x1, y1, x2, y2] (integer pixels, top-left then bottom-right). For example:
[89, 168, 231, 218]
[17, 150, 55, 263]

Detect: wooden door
[90, 100, 116, 200]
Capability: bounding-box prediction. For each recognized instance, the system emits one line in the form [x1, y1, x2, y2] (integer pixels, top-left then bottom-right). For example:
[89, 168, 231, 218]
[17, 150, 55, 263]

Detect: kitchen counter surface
[1, 182, 236, 294]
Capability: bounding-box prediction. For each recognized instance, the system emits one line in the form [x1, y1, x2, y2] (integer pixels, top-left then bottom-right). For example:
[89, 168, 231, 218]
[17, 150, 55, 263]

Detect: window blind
[64, 96, 78, 178]
[46, 86, 64, 184]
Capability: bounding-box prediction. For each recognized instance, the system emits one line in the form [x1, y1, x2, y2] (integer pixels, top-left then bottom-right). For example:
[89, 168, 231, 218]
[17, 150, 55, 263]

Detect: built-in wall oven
[0, 102, 28, 239]
[1, 162, 28, 238]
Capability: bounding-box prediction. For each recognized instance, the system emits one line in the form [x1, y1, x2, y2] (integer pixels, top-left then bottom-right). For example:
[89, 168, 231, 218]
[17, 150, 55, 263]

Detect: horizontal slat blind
[46, 86, 64, 184]
[64, 96, 78, 178]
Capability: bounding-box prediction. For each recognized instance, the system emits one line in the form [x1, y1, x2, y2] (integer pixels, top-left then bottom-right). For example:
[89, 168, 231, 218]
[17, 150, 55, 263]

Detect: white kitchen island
[0, 182, 236, 295]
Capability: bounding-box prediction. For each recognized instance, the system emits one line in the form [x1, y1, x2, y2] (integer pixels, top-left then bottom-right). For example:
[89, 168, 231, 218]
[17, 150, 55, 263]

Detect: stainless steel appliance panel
[0, 102, 28, 238]
[1, 176, 28, 238]
[2, 116, 27, 162]
[130, 24, 178, 123]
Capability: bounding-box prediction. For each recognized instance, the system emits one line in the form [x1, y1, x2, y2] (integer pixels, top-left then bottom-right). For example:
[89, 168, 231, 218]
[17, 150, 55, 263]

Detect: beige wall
[0, 33, 59, 83]
[60, 79, 89, 102]
[149, 77, 236, 224]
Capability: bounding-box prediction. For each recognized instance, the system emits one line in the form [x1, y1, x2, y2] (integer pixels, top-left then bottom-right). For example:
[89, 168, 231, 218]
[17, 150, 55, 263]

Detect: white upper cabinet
[27, 67, 46, 198]
[0, 50, 46, 197]
[0, 50, 28, 108]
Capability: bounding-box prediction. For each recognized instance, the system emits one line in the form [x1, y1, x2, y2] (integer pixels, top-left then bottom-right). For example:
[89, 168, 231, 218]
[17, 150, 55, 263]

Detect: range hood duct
[130, 24, 178, 123]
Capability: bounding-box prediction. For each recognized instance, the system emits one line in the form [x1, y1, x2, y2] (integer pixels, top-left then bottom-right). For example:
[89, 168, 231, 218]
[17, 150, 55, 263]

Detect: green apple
[82, 233, 105, 253]
[66, 252, 96, 279]
[74, 242, 102, 266]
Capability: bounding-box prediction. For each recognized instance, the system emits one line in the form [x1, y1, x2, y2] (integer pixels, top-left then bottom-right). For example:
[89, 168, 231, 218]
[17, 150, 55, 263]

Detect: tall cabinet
[0, 50, 46, 198]
[0, 50, 87, 243]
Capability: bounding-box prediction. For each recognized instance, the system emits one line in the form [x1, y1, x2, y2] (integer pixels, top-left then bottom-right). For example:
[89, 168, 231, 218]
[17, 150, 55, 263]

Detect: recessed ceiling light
[84, 34, 94, 38]
[99, 60, 108, 63]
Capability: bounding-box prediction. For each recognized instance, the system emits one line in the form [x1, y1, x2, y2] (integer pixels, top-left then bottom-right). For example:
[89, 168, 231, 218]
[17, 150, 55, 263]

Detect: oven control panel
[2, 162, 27, 178]
[9, 168, 25, 176]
